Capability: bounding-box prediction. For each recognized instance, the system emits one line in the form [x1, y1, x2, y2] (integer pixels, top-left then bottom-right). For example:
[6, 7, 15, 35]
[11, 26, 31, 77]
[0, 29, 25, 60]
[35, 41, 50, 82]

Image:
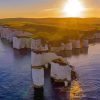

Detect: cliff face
[0, 17, 100, 33]
[0, 18, 100, 45]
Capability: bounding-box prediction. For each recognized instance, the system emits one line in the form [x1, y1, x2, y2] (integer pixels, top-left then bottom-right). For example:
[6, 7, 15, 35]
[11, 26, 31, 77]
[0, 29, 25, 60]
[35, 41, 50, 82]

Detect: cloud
[43, 8, 60, 12]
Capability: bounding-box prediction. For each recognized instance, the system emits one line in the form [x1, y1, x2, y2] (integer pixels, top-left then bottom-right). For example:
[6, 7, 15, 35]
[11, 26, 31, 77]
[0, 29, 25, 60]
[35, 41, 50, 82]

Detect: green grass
[0, 18, 100, 43]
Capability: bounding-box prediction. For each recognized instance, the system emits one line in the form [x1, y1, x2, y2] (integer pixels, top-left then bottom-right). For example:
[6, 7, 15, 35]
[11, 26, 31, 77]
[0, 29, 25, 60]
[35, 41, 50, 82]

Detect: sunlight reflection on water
[69, 80, 84, 100]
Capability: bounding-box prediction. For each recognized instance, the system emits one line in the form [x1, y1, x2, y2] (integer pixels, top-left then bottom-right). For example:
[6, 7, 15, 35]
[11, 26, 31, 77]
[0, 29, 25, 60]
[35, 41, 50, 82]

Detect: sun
[63, 0, 84, 17]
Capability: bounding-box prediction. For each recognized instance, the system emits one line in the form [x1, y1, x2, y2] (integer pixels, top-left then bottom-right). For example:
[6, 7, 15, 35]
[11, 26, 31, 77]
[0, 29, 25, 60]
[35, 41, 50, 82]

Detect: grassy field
[0, 18, 100, 43]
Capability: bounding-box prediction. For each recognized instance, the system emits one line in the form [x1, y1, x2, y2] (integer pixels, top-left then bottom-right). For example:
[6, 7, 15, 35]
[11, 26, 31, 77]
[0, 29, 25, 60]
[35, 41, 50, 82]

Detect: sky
[0, 0, 100, 18]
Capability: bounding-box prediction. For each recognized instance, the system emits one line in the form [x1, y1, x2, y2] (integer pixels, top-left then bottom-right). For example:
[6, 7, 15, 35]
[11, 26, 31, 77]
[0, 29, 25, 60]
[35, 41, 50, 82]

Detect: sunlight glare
[63, 0, 85, 17]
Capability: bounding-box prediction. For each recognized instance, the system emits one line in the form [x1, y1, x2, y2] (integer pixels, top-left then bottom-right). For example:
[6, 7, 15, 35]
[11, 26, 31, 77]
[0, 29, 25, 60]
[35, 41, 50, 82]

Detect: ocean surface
[67, 40, 100, 100]
[0, 39, 100, 100]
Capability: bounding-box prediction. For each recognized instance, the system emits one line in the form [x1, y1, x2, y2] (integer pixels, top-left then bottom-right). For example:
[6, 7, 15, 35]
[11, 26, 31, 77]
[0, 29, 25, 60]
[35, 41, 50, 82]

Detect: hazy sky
[0, 0, 100, 18]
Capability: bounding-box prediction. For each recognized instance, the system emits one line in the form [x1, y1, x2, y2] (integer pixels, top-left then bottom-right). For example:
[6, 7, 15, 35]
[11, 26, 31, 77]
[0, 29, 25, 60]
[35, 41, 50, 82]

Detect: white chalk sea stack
[82, 39, 89, 48]
[32, 67, 44, 88]
[72, 40, 81, 49]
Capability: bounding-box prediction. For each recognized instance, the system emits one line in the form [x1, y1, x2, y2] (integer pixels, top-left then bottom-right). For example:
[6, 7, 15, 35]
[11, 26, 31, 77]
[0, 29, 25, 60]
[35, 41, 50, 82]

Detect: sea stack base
[53, 80, 65, 87]
[34, 87, 44, 100]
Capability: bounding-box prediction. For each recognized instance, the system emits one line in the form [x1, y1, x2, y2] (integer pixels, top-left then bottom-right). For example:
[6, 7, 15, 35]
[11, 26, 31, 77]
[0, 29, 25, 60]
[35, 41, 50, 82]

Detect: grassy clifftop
[0, 18, 100, 43]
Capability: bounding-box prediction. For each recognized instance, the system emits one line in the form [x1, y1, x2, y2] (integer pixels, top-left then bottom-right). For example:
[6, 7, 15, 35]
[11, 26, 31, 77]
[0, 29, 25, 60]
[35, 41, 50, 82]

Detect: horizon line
[1, 17, 100, 20]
